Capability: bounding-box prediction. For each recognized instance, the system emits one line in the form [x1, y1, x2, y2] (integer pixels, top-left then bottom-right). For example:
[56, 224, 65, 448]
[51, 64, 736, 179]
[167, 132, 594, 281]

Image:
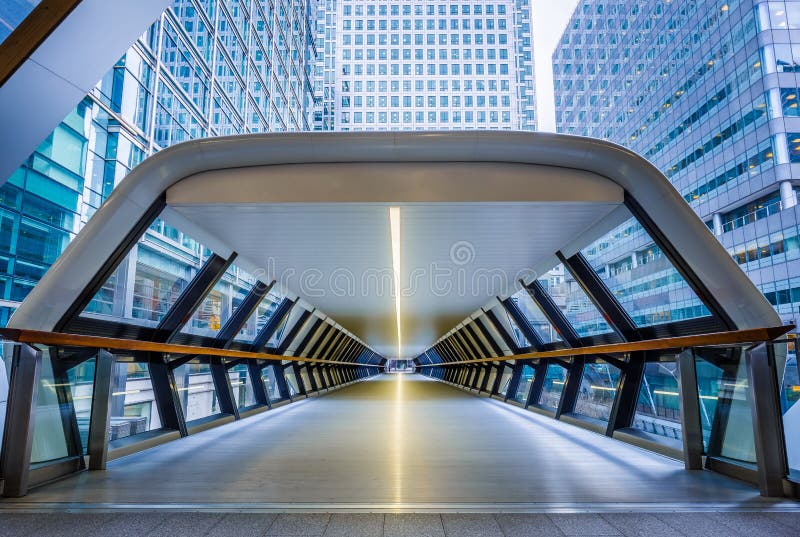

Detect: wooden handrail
[428, 325, 795, 366]
[0, 328, 381, 367]
[0, 0, 83, 86]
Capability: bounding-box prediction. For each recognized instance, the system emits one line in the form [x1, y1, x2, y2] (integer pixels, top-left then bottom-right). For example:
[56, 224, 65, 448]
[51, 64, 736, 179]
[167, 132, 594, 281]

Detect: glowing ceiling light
[390, 207, 402, 359]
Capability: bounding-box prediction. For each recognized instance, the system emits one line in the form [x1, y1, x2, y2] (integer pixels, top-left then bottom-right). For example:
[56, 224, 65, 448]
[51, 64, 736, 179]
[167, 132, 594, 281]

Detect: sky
[532, 0, 580, 132]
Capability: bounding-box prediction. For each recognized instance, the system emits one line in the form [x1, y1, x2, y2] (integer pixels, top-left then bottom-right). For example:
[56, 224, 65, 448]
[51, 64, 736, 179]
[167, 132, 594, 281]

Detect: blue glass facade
[0, 0, 317, 326]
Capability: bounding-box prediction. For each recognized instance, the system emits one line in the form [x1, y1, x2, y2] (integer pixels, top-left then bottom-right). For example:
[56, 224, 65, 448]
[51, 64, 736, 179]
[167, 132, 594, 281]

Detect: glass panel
[234, 291, 284, 343]
[31, 351, 95, 462]
[173, 363, 221, 421]
[633, 360, 682, 441]
[489, 303, 528, 348]
[82, 218, 206, 328]
[510, 290, 561, 344]
[580, 209, 710, 327]
[485, 367, 498, 391]
[284, 367, 300, 396]
[538, 265, 613, 338]
[695, 350, 756, 463]
[0, 342, 12, 463]
[181, 264, 256, 338]
[497, 365, 514, 396]
[538, 363, 567, 409]
[780, 340, 800, 475]
[574, 361, 621, 422]
[300, 368, 312, 391]
[476, 368, 486, 389]
[262, 364, 284, 402]
[0, 1, 43, 45]
[229, 364, 256, 408]
[269, 307, 305, 348]
[512, 364, 535, 404]
[109, 361, 162, 439]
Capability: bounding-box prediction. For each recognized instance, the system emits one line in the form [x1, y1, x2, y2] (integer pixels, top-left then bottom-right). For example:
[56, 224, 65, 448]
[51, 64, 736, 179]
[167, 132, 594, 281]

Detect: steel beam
[248, 361, 270, 407]
[501, 297, 544, 350]
[605, 352, 645, 436]
[251, 298, 295, 351]
[277, 309, 314, 355]
[293, 318, 324, 357]
[523, 280, 580, 347]
[216, 280, 275, 347]
[87, 350, 115, 470]
[153, 253, 237, 342]
[148, 356, 187, 436]
[677, 349, 704, 470]
[558, 252, 639, 341]
[483, 308, 522, 353]
[0, 344, 41, 497]
[210, 358, 239, 418]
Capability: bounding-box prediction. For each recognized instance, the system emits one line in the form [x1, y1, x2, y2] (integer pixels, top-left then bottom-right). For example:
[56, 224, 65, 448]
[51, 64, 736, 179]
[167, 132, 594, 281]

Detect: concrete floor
[0, 374, 792, 511]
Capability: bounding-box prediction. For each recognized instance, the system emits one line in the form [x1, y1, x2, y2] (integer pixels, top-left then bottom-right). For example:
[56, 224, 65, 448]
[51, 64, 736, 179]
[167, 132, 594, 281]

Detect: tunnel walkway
[1, 374, 778, 510]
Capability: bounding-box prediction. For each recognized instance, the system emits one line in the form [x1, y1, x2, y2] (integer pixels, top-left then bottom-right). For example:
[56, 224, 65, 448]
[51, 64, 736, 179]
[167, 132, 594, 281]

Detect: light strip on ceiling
[390, 207, 402, 359]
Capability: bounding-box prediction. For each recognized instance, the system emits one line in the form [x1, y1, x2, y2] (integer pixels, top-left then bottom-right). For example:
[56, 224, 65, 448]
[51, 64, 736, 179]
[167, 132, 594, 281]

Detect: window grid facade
[553, 0, 800, 329]
[326, 0, 536, 131]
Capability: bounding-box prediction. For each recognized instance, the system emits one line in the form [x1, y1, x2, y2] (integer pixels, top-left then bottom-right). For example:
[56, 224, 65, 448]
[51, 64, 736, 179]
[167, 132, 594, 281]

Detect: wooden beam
[0, 328, 382, 367]
[409, 326, 794, 366]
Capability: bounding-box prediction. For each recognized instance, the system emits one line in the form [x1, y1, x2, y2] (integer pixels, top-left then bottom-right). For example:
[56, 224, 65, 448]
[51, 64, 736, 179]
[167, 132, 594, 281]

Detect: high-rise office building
[553, 0, 800, 330]
[0, 0, 318, 326]
[321, 0, 536, 131]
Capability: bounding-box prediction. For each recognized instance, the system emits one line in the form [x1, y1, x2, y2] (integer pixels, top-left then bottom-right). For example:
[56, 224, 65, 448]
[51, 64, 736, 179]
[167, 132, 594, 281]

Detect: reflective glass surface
[538, 363, 567, 409]
[574, 362, 621, 422]
[511, 364, 535, 404]
[537, 266, 612, 338]
[109, 361, 162, 438]
[695, 351, 756, 463]
[0, 0, 42, 45]
[173, 363, 221, 421]
[580, 209, 710, 327]
[511, 290, 561, 344]
[633, 361, 682, 441]
[229, 363, 256, 409]
[262, 364, 284, 402]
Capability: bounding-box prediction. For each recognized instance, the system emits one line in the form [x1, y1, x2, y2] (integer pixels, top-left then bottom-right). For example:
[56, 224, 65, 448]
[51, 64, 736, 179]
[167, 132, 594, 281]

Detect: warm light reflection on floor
[392, 373, 404, 503]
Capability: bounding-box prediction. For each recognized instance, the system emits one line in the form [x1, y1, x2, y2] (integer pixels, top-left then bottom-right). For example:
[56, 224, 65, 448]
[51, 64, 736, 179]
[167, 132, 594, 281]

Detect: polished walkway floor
[2, 374, 788, 511]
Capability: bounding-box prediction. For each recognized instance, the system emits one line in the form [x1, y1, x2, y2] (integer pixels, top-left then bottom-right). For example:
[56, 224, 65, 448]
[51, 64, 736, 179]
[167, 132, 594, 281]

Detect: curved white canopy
[9, 132, 780, 358]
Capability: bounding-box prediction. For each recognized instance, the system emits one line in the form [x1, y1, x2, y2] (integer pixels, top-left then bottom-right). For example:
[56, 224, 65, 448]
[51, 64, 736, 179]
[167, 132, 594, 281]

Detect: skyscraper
[553, 0, 800, 330]
[0, 0, 318, 326]
[320, 0, 536, 131]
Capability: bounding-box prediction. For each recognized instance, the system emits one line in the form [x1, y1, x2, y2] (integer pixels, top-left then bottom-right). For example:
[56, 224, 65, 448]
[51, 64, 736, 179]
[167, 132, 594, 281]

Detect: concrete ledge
[613, 427, 682, 461]
[239, 405, 270, 419]
[559, 413, 607, 435]
[108, 429, 182, 461]
[186, 414, 236, 436]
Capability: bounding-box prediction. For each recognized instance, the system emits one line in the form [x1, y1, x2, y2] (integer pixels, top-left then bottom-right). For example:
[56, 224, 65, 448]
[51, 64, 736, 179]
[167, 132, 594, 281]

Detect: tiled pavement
[1, 511, 800, 537]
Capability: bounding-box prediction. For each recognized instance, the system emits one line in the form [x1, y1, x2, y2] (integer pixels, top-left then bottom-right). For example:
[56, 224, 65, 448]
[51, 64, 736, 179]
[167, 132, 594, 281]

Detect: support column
[556, 357, 585, 419]
[605, 352, 645, 436]
[713, 213, 723, 236]
[504, 362, 523, 401]
[746, 343, 789, 497]
[149, 356, 187, 437]
[210, 358, 239, 418]
[0, 344, 41, 497]
[87, 350, 115, 471]
[677, 349, 704, 470]
[526, 361, 547, 408]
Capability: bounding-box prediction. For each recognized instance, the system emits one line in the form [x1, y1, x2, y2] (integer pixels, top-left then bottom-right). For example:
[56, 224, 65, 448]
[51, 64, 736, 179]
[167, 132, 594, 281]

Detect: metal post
[677, 349, 703, 470]
[556, 357, 585, 419]
[605, 352, 646, 436]
[248, 361, 270, 407]
[0, 344, 41, 497]
[148, 356, 187, 437]
[87, 350, 115, 471]
[526, 361, 547, 408]
[505, 362, 523, 401]
[210, 358, 239, 418]
[746, 343, 789, 497]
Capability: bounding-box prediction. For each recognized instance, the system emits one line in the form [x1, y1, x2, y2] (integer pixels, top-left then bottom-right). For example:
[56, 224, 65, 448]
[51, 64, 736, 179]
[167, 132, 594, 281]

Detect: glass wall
[511, 291, 561, 344]
[172, 363, 220, 422]
[262, 364, 284, 402]
[695, 350, 756, 463]
[497, 365, 514, 397]
[229, 363, 256, 409]
[573, 362, 621, 422]
[109, 361, 162, 439]
[511, 364, 535, 404]
[580, 209, 710, 327]
[633, 360, 682, 441]
[538, 363, 567, 409]
[537, 266, 613, 338]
